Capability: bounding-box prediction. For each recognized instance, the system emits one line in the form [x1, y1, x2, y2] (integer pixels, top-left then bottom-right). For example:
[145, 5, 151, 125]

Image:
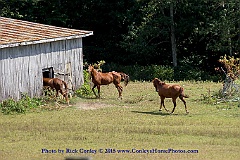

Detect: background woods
[1, 0, 239, 80]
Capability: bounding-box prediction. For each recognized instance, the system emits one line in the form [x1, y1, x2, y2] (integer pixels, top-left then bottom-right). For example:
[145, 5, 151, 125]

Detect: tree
[170, 1, 177, 67]
[120, 0, 172, 65]
[216, 55, 240, 97]
[1, 0, 239, 70]
[120, 0, 239, 69]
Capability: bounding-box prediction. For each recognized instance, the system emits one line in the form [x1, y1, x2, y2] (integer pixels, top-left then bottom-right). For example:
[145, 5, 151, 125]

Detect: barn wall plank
[0, 38, 84, 101]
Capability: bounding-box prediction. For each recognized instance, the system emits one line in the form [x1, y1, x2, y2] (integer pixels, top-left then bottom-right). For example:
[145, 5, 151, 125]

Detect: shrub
[217, 55, 240, 81]
[103, 63, 174, 81]
[0, 98, 26, 114]
[174, 65, 203, 81]
[152, 65, 174, 80]
[0, 94, 42, 114]
[20, 94, 42, 109]
[103, 63, 220, 81]
[75, 69, 94, 98]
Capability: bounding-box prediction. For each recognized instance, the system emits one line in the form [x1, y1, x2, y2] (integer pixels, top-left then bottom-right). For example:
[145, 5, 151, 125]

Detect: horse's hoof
[186, 111, 189, 114]
[159, 109, 162, 112]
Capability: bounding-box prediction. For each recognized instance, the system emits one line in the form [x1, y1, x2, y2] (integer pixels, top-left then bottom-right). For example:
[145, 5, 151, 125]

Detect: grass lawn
[0, 81, 240, 160]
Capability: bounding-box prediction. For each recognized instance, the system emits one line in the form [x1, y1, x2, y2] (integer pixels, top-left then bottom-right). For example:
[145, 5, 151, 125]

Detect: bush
[75, 70, 94, 98]
[0, 94, 42, 114]
[0, 99, 26, 114]
[103, 63, 220, 81]
[173, 65, 217, 81]
[103, 63, 174, 81]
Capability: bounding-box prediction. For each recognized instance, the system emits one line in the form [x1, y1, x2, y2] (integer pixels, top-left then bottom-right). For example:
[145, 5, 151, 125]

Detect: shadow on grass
[131, 110, 170, 116]
[76, 96, 98, 99]
[131, 110, 190, 116]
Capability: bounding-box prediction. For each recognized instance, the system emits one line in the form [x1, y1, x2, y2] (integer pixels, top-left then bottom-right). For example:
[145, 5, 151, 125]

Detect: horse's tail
[120, 72, 129, 86]
[180, 87, 189, 98]
[62, 80, 68, 94]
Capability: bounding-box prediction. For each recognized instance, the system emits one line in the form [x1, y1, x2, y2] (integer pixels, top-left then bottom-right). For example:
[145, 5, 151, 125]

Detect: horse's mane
[159, 81, 166, 85]
[153, 78, 165, 85]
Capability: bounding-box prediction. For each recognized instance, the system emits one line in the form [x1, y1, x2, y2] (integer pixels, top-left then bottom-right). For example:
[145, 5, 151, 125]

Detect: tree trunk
[238, 1, 240, 54]
[228, 29, 232, 56]
[170, 2, 177, 67]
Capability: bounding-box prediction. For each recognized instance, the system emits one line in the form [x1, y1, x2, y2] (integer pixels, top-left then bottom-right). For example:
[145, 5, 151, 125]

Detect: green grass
[0, 81, 240, 160]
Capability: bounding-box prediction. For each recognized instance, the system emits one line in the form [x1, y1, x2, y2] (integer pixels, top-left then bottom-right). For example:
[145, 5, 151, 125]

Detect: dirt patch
[74, 102, 114, 110]
[74, 101, 132, 110]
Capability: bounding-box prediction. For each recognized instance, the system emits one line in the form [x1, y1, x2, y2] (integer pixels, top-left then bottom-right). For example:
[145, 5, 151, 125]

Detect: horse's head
[152, 78, 165, 92]
[119, 72, 130, 86]
[88, 65, 96, 77]
[88, 65, 94, 72]
[152, 78, 159, 92]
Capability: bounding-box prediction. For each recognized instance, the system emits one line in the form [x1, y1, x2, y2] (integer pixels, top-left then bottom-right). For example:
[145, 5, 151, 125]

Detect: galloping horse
[153, 78, 189, 114]
[43, 77, 69, 105]
[88, 65, 129, 99]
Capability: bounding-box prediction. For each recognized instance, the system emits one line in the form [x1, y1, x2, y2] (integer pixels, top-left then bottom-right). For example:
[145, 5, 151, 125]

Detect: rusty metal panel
[0, 17, 93, 48]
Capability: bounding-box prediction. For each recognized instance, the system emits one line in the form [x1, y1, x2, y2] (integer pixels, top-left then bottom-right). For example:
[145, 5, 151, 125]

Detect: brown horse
[43, 77, 69, 105]
[88, 65, 129, 99]
[152, 78, 189, 114]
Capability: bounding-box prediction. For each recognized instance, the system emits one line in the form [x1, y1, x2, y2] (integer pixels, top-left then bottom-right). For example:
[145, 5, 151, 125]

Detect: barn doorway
[42, 67, 54, 78]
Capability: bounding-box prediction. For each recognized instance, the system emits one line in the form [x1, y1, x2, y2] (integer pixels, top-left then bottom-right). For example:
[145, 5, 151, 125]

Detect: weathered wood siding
[0, 38, 83, 101]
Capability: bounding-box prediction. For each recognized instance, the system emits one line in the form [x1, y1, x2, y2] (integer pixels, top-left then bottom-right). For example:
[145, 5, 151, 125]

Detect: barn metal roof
[0, 17, 93, 48]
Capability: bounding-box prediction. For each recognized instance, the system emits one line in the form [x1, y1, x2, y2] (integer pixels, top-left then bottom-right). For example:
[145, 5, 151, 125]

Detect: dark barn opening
[42, 67, 54, 78]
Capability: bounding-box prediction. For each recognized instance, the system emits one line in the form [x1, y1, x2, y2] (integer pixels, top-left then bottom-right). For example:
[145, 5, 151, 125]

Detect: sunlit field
[0, 81, 239, 160]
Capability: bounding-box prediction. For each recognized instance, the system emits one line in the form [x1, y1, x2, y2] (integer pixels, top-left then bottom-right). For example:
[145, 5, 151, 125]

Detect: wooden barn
[0, 17, 93, 101]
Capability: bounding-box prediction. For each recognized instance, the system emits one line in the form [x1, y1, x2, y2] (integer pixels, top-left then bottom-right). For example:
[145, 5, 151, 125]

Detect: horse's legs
[115, 84, 123, 99]
[53, 83, 61, 98]
[171, 98, 177, 114]
[159, 97, 163, 111]
[97, 85, 101, 98]
[179, 95, 189, 114]
[160, 96, 169, 112]
[55, 90, 59, 97]
[92, 85, 98, 98]
[159, 96, 164, 111]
